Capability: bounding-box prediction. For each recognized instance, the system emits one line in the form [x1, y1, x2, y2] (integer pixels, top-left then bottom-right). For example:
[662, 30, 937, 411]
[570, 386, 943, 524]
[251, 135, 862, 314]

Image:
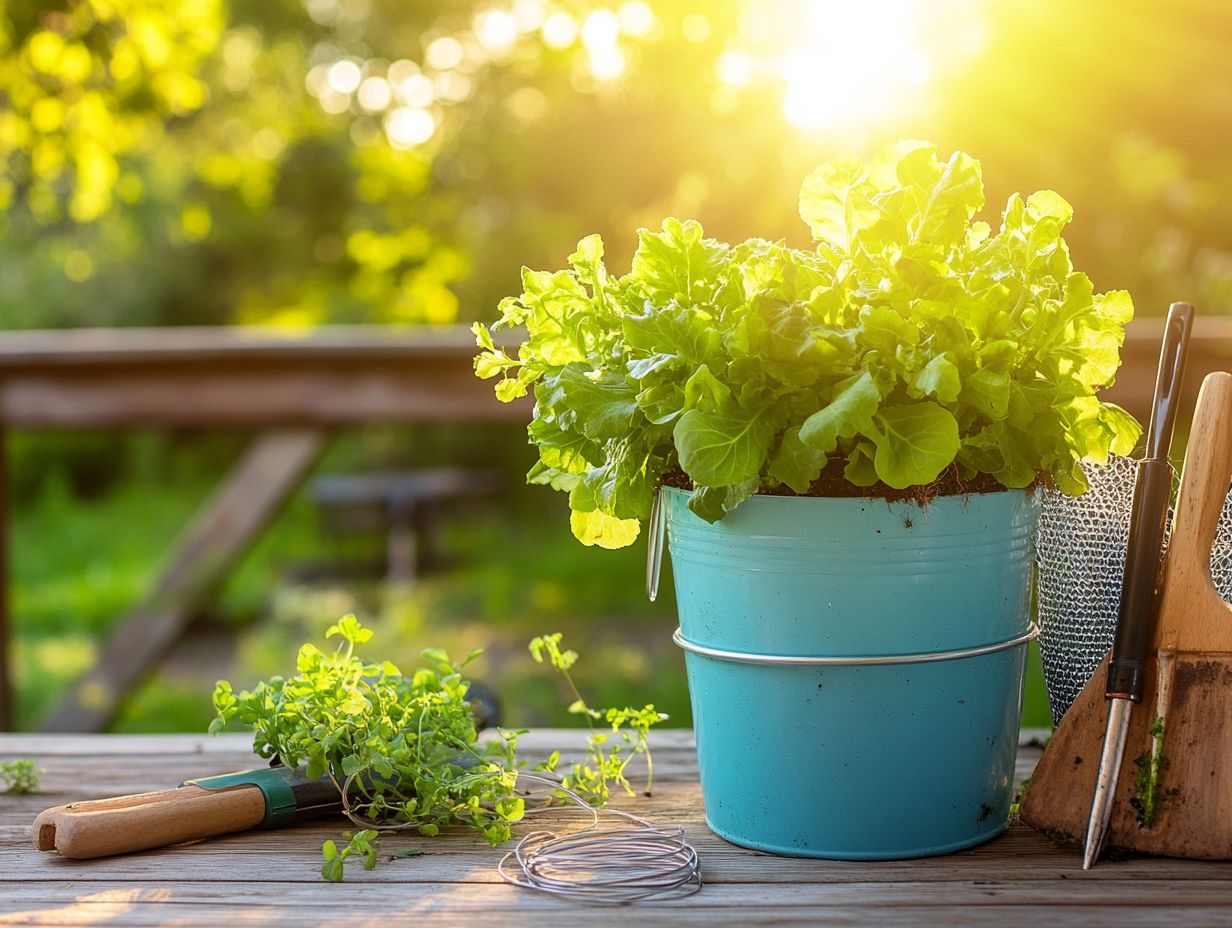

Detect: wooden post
[41, 429, 327, 732]
[0, 426, 9, 731]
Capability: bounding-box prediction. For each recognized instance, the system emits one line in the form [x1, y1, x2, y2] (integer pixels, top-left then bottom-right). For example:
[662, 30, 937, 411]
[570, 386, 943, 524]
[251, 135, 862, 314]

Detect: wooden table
[0, 325, 528, 731]
[4, 731, 1232, 926]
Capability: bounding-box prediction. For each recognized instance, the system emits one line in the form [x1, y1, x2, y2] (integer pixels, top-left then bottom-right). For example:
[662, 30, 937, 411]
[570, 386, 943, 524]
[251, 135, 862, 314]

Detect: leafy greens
[475, 141, 1141, 548]
[211, 618, 667, 881]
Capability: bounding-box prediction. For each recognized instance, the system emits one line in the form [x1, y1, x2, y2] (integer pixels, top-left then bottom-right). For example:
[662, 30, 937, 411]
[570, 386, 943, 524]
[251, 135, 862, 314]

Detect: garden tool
[1083, 301, 1191, 868]
[33, 764, 343, 859]
[1035, 304, 1232, 725]
[1022, 369, 1232, 861]
[34, 682, 502, 859]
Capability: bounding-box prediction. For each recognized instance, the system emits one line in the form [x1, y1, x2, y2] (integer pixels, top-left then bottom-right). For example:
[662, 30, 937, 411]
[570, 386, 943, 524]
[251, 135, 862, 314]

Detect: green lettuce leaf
[479, 141, 1143, 548]
[799, 371, 880, 453]
[674, 408, 772, 487]
[869, 403, 961, 489]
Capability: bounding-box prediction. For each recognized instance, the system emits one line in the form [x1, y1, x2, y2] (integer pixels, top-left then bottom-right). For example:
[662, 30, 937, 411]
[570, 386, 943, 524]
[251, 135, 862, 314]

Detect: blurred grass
[10, 430, 1054, 733]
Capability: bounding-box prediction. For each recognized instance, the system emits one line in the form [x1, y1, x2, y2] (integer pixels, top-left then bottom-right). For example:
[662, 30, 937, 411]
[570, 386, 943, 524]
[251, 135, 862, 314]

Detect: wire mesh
[1036, 454, 1232, 724]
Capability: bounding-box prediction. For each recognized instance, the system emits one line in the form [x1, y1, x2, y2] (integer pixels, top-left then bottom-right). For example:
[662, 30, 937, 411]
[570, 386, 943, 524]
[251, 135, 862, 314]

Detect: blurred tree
[0, 0, 223, 224]
[1, 0, 1230, 330]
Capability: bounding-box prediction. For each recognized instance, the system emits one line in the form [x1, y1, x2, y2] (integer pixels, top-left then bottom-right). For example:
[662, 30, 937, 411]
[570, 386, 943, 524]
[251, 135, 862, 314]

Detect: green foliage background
[2, 0, 1230, 730]
[4, 0, 1232, 330]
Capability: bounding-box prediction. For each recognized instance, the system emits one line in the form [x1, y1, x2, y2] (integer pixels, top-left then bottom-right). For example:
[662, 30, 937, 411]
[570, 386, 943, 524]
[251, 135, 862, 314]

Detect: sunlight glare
[717, 50, 754, 87]
[777, 0, 931, 130]
[581, 10, 621, 52]
[588, 45, 626, 81]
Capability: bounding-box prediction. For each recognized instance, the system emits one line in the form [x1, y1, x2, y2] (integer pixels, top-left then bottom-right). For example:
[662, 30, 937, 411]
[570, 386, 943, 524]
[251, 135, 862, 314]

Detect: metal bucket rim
[661, 484, 1038, 509]
[672, 624, 1039, 667]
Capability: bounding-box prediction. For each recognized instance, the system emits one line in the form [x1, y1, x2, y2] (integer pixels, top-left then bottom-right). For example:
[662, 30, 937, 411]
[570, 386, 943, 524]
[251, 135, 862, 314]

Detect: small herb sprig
[321, 829, 379, 882]
[1, 759, 38, 794]
[212, 620, 666, 881]
[211, 616, 523, 882]
[529, 633, 667, 805]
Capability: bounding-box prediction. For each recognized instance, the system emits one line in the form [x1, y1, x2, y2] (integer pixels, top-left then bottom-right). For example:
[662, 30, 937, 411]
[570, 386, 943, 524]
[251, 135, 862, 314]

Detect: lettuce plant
[474, 141, 1141, 549]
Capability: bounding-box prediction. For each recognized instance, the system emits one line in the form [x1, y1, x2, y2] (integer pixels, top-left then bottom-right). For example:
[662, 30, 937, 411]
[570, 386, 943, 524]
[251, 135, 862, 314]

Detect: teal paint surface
[666, 486, 1040, 859]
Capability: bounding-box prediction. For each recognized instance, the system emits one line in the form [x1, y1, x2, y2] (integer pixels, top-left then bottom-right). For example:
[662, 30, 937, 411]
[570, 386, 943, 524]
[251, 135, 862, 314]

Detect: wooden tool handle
[33, 784, 266, 859]
[1156, 371, 1232, 653]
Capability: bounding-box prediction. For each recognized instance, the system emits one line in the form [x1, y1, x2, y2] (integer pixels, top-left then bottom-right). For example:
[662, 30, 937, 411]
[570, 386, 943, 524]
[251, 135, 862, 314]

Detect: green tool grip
[185, 767, 313, 828]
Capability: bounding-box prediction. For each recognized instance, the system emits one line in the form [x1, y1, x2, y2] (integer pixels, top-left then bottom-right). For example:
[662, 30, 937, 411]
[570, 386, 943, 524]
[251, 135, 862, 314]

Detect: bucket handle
[672, 624, 1039, 667]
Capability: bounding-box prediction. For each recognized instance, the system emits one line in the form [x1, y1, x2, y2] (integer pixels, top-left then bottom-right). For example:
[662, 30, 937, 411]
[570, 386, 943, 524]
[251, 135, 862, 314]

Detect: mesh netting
[1036, 454, 1232, 725]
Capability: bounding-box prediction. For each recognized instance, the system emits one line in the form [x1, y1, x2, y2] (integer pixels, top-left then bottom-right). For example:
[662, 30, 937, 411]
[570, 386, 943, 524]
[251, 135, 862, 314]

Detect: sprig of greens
[212, 619, 665, 881]
[321, 829, 379, 882]
[211, 616, 523, 881]
[529, 633, 667, 805]
[1, 759, 38, 794]
[475, 141, 1141, 547]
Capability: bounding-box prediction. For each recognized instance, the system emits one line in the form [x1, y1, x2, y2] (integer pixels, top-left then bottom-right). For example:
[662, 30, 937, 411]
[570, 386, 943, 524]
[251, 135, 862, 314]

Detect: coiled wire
[335, 767, 702, 904]
[498, 773, 702, 905]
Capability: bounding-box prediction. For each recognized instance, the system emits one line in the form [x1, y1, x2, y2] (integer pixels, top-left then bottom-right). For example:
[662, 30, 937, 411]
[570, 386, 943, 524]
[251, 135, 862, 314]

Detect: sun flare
[720, 0, 987, 132]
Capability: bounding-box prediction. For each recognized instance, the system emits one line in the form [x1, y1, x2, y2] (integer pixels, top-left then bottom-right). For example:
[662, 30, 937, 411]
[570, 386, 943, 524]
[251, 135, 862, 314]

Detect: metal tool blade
[646, 487, 666, 602]
[1083, 302, 1193, 869]
[1084, 697, 1132, 869]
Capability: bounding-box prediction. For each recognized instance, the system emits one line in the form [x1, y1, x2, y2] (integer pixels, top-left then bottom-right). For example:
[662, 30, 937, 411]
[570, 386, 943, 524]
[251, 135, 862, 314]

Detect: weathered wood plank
[40, 431, 327, 732]
[3, 732, 1229, 888]
[2, 902, 1229, 928]
[0, 325, 490, 366]
[1, 888, 1232, 928]
[9, 820, 1232, 886]
[7, 878, 1232, 906]
[0, 426, 8, 731]
[4, 732, 1232, 927]
[0, 325, 531, 428]
[0, 364, 530, 428]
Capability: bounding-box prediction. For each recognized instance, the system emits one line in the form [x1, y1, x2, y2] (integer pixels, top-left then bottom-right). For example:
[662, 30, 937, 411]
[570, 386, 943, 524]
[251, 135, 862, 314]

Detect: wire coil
[498, 774, 702, 905]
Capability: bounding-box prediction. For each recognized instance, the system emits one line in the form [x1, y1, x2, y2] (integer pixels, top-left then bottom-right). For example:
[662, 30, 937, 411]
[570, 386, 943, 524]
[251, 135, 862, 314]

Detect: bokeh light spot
[426, 36, 465, 71]
[541, 11, 578, 48]
[385, 107, 436, 147]
[326, 59, 362, 94]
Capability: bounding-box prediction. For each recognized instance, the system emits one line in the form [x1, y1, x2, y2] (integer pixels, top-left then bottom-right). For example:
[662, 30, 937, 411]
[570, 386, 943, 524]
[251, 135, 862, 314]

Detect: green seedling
[530, 633, 667, 805]
[0, 759, 39, 794]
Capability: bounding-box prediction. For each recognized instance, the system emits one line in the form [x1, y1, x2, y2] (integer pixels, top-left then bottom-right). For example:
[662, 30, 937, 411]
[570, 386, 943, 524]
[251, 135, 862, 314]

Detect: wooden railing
[0, 325, 528, 731]
[1, 319, 1229, 731]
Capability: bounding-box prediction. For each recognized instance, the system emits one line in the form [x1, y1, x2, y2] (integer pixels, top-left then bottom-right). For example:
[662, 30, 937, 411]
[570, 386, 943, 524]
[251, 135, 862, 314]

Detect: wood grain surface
[4, 731, 1232, 927]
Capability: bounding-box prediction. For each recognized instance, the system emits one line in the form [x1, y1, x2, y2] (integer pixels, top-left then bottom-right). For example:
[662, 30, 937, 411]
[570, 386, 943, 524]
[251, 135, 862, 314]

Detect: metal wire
[334, 766, 701, 904]
[498, 773, 702, 905]
[1036, 456, 1144, 725]
[673, 624, 1039, 667]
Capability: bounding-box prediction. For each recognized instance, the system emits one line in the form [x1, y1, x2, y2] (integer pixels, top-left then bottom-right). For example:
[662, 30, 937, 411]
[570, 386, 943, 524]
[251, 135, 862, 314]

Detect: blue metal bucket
[666, 486, 1040, 859]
